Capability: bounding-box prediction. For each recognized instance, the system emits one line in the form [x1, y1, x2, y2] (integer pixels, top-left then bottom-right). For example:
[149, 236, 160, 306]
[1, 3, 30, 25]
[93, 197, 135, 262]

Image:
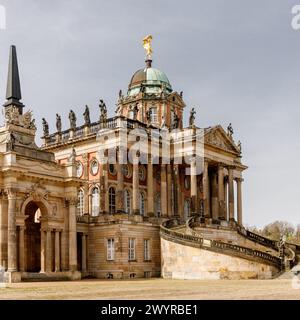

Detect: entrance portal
[25, 202, 41, 272]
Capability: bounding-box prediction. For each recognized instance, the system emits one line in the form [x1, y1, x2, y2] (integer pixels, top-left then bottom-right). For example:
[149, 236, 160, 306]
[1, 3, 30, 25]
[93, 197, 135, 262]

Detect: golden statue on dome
[143, 35, 153, 59]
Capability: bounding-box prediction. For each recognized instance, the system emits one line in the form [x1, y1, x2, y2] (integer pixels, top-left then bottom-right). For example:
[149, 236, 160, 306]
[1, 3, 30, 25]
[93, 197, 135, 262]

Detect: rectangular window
[128, 238, 136, 261]
[144, 239, 151, 261]
[107, 238, 115, 261]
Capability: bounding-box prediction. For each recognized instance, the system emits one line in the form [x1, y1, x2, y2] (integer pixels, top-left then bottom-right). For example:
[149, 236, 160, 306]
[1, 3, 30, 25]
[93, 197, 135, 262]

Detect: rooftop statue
[227, 123, 234, 138]
[143, 35, 153, 59]
[69, 110, 77, 130]
[42, 118, 49, 137]
[56, 114, 62, 133]
[83, 105, 90, 126]
[189, 107, 196, 127]
[237, 140, 242, 154]
[99, 99, 107, 127]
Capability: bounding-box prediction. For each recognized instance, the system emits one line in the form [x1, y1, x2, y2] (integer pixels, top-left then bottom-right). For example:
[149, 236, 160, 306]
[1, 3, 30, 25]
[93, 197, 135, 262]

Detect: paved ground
[0, 278, 300, 300]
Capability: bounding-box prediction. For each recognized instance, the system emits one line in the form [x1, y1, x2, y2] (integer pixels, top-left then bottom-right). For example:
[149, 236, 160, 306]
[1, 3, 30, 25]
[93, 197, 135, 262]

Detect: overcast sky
[0, 0, 299, 228]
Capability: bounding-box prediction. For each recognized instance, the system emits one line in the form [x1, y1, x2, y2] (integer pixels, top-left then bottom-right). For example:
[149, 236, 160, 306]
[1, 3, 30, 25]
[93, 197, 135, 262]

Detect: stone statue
[83, 105, 90, 126]
[69, 110, 77, 130]
[237, 140, 242, 153]
[42, 118, 49, 136]
[56, 114, 62, 133]
[68, 147, 76, 163]
[189, 108, 196, 127]
[140, 84, 145, 93]
[133, 103, 139, 121]
[119, 90, 123, 99]
[99, 99, 107, 125]
[30, 118, 36, 130]
[146, 108, 152, 125]
[6, 133, 15, 151]
[173, 112, 180, 129]
[227, 123, 234, 138]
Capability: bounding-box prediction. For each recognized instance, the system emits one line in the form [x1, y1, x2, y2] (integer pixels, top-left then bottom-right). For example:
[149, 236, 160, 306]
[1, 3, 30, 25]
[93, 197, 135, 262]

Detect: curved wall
[161, 238, 278, 280]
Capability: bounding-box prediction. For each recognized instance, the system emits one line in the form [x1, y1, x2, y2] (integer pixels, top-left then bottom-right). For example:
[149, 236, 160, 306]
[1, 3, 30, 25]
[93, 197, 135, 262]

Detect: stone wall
[161, 238, 278, 280]
[88, 222, 161, 279]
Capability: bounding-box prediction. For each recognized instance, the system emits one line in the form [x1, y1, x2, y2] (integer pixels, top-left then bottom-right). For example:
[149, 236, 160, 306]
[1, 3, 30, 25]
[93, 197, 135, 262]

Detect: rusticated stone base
[161, 238, 278, 280]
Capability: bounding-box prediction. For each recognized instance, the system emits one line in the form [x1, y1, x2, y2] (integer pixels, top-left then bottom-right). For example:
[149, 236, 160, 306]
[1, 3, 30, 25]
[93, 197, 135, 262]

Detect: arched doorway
[24, 202, 42, 272]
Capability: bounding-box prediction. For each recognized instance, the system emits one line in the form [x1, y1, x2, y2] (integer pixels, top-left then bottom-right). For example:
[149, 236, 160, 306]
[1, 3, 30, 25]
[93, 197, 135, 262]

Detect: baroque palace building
[0, 41, 298, 282]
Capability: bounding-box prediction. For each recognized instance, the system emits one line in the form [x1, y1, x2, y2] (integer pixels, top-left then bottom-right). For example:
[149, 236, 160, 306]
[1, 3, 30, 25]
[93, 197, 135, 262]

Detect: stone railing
[210, 240, 281, 267]
[161, 219, 282, 268]
[43, 116, 151, 147]
[236, 225, 278, 250]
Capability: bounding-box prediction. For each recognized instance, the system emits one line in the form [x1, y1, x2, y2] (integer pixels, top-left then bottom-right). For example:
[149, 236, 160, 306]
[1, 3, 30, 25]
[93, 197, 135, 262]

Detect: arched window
[91, 187, 99, 217]
[109, 187, 116, 214]
[124, 189, 131, 214]
[184, 199, 190, 220]
[150, 107, 158, 123]
[139, 192, 145, 216]
[155, 195, 161, 217]
[77, 189, 84, 216]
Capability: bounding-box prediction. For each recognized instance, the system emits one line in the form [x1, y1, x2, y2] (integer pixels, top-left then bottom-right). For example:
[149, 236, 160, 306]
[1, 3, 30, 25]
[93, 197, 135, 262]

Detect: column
[211, 171, 218, 220]
[218, 165, 225, 219]
[203, 161, 210, 217]
[81, 234, 87, 272]
[116, 162, 124, 213]
[190, 159, 197, 215]
[46, 229, 52, 272]
[224, 179, 228, 221]
[228, 168, 235, 221]
[236, 178, 243, 225]
[18, 226, 25, 272]
[0, 194, 8, 269]
[69, 198, 77, 271]
[167, 164, 173, 217]
[104, 164, 109, 214]
[55, 230, 60, 272]
[161, 164, 168, 217]
[132, 162, 139, 215]
[40, 229, 46, 273]
[147, 158, 154, 217]
[7, 190, 17, 272]
[174, 164, 181, 217]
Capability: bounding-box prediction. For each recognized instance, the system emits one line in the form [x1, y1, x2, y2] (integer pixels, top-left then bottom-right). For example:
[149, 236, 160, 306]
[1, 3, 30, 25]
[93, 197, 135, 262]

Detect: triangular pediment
[167, 91, 186, 108]
[204, 125, 240, 154]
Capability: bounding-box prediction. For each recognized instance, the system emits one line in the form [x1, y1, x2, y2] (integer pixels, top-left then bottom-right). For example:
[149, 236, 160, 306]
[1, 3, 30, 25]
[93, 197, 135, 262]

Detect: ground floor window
[107, 238, 115, 261]
[144, 239, 151, 261]
[128, 238, 136, 261]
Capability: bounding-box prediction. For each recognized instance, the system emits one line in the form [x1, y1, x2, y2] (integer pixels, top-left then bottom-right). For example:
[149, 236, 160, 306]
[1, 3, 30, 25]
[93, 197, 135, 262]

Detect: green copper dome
[128, 61, 172, 96]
